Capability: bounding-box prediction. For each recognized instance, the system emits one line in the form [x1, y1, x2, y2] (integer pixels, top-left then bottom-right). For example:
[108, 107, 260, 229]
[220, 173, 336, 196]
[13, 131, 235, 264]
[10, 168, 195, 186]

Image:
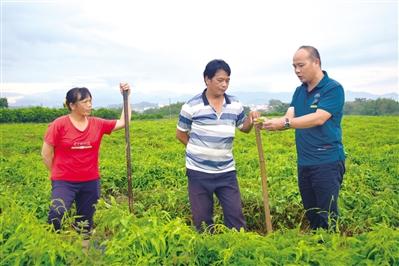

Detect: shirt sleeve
[100, 118, 117, 135]
[236, 103, 246, 129]
[177, 103, 192, 132]
[290, 87, 301, 107]
[318, 84, 345, 115]
[44, 121, 58, 146]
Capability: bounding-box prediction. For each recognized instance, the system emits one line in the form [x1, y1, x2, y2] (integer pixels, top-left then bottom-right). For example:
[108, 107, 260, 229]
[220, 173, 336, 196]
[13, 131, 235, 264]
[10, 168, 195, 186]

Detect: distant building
[249, 104, 270, 112]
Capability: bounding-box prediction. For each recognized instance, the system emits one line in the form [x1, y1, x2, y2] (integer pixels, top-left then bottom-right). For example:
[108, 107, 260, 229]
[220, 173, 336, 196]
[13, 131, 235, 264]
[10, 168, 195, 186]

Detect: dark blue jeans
[48, 179, 100, 234]
[187, 169, 246, 232]
[298, 160, 345, 230]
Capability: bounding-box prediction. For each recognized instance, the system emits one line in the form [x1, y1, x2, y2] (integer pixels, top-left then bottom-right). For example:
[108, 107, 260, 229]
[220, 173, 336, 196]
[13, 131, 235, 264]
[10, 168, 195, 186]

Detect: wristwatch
[284, 117, 291, 129]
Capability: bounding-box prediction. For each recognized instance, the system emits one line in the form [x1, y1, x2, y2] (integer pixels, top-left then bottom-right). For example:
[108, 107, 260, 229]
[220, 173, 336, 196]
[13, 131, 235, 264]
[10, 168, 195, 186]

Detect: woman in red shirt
[41, 83, 131, 235]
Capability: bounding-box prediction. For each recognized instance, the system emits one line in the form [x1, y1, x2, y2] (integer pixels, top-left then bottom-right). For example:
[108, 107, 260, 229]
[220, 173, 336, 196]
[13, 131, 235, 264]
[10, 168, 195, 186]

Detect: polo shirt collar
[315, 70, 329, 89]
[303, 70, 329, 93]
[201, 88, 231, 106]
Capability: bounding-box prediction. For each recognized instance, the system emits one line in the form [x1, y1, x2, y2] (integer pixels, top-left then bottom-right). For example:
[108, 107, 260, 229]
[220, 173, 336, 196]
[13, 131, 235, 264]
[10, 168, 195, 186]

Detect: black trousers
[48, 179, 100, 234]
[186, 169, 246, 232]
[298, 160, 345, 230]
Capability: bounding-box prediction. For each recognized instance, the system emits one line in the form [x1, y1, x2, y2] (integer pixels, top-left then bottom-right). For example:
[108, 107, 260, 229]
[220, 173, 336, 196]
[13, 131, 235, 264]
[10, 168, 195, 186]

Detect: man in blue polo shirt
[262, 46, 345, 230]
[176, 59, 259, 232]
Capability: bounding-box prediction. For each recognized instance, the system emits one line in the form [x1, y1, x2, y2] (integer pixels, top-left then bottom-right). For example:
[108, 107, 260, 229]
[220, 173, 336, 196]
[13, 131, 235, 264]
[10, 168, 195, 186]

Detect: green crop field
[1, 116, 398, 265]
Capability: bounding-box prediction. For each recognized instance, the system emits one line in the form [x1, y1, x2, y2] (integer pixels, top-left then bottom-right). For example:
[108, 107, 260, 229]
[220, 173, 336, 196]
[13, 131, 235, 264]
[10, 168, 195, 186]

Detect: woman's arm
[41, 142, 54, 171]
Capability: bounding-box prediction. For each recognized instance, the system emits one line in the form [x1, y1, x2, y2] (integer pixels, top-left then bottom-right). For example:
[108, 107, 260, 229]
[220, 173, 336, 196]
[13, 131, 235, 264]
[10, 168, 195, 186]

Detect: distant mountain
[3, 90, 66, 108]
[107, 101, 158, 112]
[131, 101, 158, 112]
[230, 91, 292, 105]
[3, 89, 398, 107]
[344, 91, 398, 101]
[2, 90, 190, 108]
[229, 90, 398, 105]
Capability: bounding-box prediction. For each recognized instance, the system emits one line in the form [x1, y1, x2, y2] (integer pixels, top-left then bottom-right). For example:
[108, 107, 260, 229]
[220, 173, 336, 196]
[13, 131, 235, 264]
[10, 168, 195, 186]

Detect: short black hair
[203, 59, 231, 80]
[298, 45, 322, 67]
[65, 87, 92, 111]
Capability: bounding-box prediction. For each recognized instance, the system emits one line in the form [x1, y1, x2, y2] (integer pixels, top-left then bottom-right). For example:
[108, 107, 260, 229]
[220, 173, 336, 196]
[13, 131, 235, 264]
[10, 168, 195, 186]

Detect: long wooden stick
[255, 127, 273, 233]
[123, 90, 134, 213]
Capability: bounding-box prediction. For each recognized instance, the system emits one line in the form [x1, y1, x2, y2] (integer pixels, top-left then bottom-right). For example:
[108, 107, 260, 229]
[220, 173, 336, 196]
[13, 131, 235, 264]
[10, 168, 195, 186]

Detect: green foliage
[0, 194, 95, 265]
[143, 102, 184, 118]
[0, 97, 8, 108]
[267, 99, 290, 115]
[2, 98, 398, 124]
[92, 108, 120, 119]
[133, 113, 163, 120]
[344, 98, 399, 115]
[0, 116, 398, 264]
[0, 106, 172, 123]
[0, 107, 68, 123]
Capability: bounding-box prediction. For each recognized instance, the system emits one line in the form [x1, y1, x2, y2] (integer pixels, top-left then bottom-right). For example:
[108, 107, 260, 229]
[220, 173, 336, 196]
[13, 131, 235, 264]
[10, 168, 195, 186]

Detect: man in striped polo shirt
[176, 59, 259, 232]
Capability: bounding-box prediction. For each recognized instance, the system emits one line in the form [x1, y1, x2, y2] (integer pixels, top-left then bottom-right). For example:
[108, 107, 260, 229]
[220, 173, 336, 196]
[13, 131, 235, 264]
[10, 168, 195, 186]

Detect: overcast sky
[1, 0, 398, 104]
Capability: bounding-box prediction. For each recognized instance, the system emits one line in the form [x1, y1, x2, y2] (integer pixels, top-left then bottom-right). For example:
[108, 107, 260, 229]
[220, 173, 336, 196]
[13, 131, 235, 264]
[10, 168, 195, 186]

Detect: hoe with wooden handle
[123, 90, 134, 214]
[255, 126, 273, 233]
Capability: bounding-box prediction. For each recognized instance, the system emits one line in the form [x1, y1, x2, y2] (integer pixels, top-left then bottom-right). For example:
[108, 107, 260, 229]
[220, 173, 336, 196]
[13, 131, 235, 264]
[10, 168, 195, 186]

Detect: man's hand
[254, 116, 268, 129]
[262, 117, 285, 131]
[240, 111, 261, 133]
[248, 111, 261, 123]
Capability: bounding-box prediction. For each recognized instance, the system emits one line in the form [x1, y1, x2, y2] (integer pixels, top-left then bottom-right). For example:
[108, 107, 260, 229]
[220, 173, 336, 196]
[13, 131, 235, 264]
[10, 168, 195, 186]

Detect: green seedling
[254, 116, 268, 124]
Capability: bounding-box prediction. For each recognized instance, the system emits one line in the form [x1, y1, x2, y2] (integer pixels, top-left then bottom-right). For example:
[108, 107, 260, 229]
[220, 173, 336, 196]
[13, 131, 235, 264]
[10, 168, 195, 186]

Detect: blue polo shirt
[290, 71, 345, 166]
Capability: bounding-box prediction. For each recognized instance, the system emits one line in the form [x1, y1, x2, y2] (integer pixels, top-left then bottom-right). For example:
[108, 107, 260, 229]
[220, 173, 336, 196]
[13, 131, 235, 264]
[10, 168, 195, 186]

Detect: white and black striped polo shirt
[177, 89, 246, 173]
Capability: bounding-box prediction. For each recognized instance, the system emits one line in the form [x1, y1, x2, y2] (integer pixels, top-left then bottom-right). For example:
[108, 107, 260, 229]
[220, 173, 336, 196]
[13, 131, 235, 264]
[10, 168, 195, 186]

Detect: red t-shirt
[44, 115, 117, 182]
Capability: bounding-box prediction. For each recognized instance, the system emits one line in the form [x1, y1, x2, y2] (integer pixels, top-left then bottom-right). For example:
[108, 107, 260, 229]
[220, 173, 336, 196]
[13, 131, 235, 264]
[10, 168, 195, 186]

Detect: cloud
[332, 62, 398, 93]
[1, 0, 398, 104]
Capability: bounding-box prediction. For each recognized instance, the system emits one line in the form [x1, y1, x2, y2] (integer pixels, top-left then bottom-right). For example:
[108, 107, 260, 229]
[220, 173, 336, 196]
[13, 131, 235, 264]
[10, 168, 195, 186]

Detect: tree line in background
[0, 97, 398, 123]
[343, 98, 399, 116]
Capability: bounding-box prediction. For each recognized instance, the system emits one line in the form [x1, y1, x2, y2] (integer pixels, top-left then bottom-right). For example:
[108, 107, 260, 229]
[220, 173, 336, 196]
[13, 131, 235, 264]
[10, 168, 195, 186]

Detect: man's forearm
[290, 110, 331, 129]
[176, 130, 189, 146]
[240, 118, 254, 133]
[177, 137, 188, 146]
